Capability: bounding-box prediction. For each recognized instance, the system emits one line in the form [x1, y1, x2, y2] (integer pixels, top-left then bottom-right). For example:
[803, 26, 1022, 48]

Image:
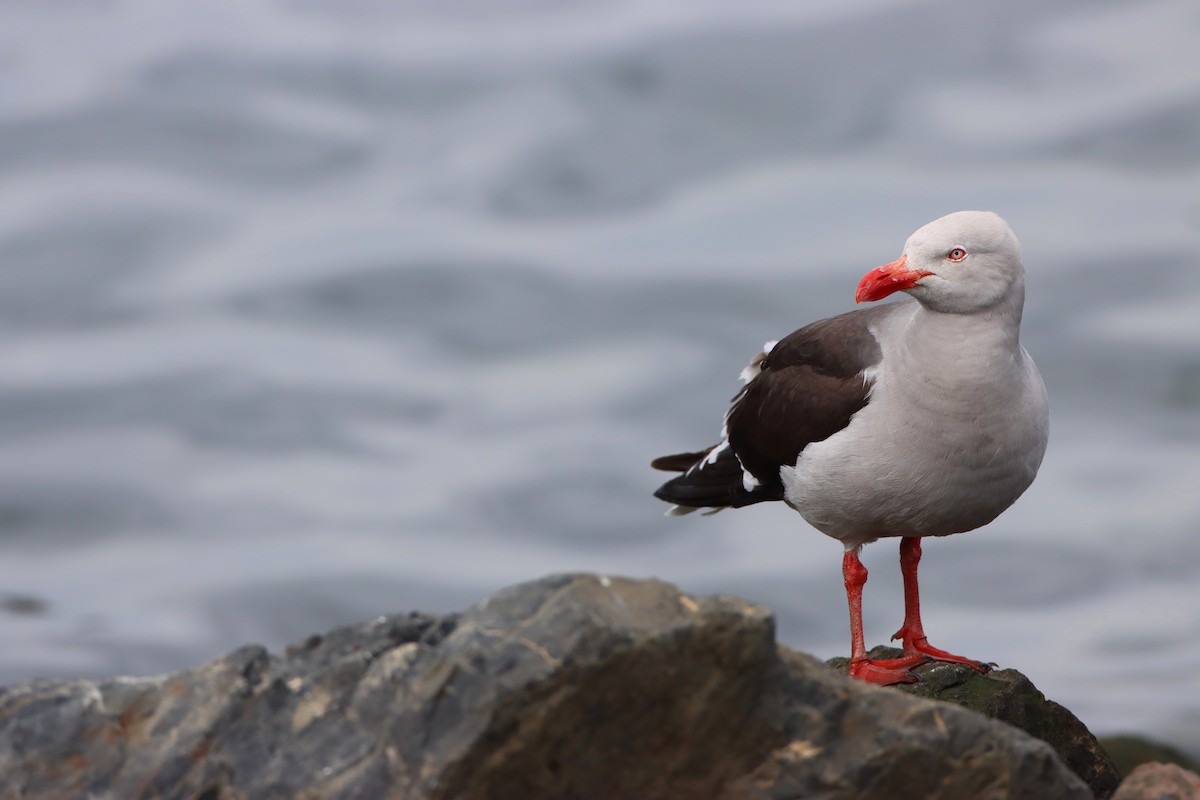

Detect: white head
[856, 211, 1024, 314]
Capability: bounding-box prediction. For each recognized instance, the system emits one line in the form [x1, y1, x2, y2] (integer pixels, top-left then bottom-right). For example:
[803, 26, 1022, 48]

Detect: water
[1, 0, 1198, 754]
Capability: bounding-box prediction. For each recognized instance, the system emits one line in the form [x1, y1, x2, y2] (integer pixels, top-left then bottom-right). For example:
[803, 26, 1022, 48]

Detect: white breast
[781, 304, 1049, 549]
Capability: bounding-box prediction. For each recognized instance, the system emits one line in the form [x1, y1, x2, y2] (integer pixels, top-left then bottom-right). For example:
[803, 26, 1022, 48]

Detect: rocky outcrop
[829, 645, 1123, 797]
[0, 574, 1100, 799]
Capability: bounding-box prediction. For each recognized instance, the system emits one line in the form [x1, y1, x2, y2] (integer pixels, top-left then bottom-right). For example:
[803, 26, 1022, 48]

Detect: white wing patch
[665, 504, 698, 516]
[737, 339, 778, 384]
[860, 364, 881, 397]
[702, 439, 729, 466]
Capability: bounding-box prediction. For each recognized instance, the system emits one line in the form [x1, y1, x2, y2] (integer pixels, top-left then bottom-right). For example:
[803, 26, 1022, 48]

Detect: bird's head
[855, 211, 1024, 314]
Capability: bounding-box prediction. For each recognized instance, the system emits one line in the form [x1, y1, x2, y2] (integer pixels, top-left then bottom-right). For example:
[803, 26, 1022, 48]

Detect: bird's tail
[651, 444, 779, 512]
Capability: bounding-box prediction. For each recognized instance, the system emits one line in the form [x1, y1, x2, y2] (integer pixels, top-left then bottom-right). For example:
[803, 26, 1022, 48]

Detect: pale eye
[947, 247, 967, 262]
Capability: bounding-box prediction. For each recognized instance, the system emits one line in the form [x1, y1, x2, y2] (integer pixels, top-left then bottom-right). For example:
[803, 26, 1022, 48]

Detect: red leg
[891, 537, 990, 672]
[843, 548, 926, 685]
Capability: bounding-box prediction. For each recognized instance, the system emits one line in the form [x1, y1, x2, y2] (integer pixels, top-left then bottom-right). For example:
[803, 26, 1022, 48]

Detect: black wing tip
[650, 448, 713, 472]
[653, 465, 782, 510]
[653, 483, 780, 511]
[653, 478, 724, 508]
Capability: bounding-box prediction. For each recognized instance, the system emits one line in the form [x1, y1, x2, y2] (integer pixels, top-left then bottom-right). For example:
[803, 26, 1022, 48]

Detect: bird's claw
[848, 652, 930, 685]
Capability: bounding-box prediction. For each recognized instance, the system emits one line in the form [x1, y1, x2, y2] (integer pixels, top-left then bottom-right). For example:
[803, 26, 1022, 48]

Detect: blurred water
[1, 0, 1199, 752]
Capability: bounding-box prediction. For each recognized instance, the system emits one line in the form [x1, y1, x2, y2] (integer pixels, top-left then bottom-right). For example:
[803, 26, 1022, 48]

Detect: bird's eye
[947, 248, 967, 262]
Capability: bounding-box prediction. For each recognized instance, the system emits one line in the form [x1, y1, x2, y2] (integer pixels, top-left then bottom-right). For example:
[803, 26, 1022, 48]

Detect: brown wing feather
[650, 448, 718, 472]
[652, 303, 894, 510]
[726, 365, 871, 492]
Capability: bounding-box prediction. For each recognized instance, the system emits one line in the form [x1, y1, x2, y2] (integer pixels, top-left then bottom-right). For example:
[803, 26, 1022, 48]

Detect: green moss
[1099, 734, 1200, 778]
[826, 646, 1123, 798]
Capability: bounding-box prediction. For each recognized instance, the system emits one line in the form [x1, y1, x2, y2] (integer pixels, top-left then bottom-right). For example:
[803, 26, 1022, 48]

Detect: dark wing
[652, 441, 780, 509]
[653, 304, 890, 511]
[650, 449, 714, 472]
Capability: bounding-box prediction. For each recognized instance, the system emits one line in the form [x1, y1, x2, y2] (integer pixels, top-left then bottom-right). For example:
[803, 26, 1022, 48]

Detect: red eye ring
[947, 247, 967, 261]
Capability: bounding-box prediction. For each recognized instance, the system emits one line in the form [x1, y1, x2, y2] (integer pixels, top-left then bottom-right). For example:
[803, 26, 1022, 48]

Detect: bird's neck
[923, 273, 1023, 337]
[902, 280, 1026, 375]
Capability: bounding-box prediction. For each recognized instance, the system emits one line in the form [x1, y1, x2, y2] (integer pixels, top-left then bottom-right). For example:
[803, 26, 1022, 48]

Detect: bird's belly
[781, 406, 1043, 547]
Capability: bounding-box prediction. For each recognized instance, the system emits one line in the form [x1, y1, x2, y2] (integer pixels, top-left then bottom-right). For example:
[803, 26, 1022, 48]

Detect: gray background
[0, 0, 1197, 753]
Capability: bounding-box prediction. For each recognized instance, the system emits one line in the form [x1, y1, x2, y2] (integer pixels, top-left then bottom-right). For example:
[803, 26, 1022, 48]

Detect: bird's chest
[782, 352, 1043, 542]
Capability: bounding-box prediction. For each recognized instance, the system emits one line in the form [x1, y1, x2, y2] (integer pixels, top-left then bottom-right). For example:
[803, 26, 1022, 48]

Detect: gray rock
[0, 574, 1093, 799]
[828, 645, 1122, 798]
[1111, 762, 1200, 800]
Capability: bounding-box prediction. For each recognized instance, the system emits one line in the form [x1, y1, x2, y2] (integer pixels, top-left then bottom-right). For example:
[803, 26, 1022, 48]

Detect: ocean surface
[1, 0, 1198, 752]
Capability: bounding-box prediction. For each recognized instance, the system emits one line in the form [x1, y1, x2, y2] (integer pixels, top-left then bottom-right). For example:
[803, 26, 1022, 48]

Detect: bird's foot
[848, 652, 929, 685]
[891, 628, 992, 673]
